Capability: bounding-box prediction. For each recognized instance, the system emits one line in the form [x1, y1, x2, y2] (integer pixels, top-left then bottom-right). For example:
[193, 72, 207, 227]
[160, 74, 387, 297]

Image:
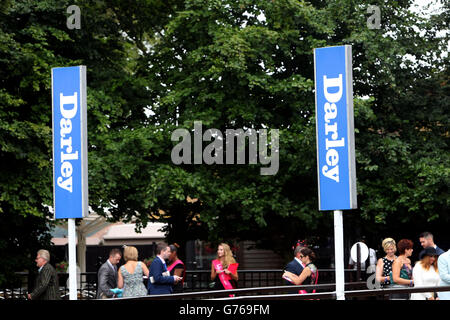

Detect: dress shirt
[107, 259, 116, 273]
[157, 255, 166, 266]
[295, 257, 305, 268]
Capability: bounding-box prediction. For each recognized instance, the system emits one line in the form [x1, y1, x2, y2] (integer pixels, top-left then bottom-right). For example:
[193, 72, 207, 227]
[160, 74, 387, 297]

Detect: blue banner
[52, 66, 88, 219]
[314, 45, 357, 211]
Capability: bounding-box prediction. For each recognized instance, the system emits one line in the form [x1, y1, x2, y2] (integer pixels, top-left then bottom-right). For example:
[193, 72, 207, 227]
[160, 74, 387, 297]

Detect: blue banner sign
[52, 66, 88, 219]
[314, 45, 357, 211]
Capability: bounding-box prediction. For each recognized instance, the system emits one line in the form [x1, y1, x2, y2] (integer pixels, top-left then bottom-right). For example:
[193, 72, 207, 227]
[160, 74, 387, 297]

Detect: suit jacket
[437, 250, 450, 300]
[147, 257, 175, 295]
[284, 258, 304, 285]
[435, 246, 446, 256]
[30, 263, 60, 300]
[96, 261, 118, 299]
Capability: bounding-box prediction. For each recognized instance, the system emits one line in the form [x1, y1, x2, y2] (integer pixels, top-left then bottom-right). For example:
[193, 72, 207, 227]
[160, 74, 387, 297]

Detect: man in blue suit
[283, 245, 305, 285]
[148, 242, 182, 295]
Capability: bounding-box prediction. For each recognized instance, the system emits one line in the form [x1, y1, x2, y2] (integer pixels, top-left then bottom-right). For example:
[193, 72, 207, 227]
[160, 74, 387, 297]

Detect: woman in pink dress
[210, 243, 239, 290]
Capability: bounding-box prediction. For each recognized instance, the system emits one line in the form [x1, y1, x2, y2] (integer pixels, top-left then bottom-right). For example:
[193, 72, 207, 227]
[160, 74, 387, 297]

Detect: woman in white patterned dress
[118, 246, 149, 297]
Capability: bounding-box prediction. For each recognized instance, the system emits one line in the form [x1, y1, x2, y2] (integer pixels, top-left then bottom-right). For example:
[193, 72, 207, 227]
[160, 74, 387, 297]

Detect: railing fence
[5, 269, 446, 301]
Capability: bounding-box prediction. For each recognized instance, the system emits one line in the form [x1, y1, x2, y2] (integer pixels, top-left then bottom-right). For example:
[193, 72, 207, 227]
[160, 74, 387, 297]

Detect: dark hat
[419, 247, 438, 260]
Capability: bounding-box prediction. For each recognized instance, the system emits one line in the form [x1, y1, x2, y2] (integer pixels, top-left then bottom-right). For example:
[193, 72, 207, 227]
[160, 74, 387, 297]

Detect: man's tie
[111, 264, 117, 280]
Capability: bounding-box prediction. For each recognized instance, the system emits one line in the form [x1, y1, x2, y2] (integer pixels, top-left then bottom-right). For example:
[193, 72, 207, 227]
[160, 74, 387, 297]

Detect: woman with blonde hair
[118, 246, 149, 297]
[210, 243, 239, 290]
[411, 247, 440, 300]
[375, 238, 397, 287]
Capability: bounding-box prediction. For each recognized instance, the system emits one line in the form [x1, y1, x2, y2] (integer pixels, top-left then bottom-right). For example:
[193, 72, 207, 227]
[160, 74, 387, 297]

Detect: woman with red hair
[390, 239, 414, 300]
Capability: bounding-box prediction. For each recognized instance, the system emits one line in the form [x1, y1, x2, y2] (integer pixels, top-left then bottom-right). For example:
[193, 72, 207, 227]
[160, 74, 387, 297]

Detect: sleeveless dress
[120, 262, 147, 297]
[213, 276, 238, 290]
[213, 262, 238, 290]
[299, 263, 318, 293]
[381, 257, 395, 287]
[169, 261, 185, 293]
[389, 263, 412, 300]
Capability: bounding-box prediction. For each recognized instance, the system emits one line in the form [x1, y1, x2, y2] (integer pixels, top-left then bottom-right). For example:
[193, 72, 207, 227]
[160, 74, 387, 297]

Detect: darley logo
[321, 73, 344, 183]
[57, 92, 79, 192]
[171, 121, 279, 175]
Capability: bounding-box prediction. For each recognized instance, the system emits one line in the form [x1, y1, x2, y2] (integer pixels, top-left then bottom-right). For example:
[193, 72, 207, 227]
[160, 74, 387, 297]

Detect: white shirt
[295, 257, 305, 268]
[157, 255, 166, 265]
[410, 262, 440, 300]
[151, 256, 170, 281]
[107, 259, 116, 273]
[38, 262, 47, 273]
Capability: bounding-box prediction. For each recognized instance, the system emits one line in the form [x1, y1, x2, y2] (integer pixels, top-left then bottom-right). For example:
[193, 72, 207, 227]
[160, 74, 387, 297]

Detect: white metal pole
[68, 218, 77, 300]
[334, 210, 345, 300]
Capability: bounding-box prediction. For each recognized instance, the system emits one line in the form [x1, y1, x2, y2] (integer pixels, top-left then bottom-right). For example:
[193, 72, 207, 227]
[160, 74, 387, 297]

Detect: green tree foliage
[0, 0, 448, 278]
[0, 0, 146, 284]
[128, 0, 449, 252]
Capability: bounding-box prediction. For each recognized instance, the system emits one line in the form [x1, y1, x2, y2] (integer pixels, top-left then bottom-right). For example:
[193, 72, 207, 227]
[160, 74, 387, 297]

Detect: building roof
[102, 222, 166, 240]
[51, 222, 167, 246]
[51, 237, 102, 246]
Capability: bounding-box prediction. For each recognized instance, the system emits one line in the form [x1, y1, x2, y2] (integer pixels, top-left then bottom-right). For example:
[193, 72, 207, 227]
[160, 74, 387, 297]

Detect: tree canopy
[0, 0, 448, 281]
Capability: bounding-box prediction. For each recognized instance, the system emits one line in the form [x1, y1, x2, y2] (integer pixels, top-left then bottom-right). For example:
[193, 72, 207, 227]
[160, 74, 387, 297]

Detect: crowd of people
[25, 232, 450, 300]
[94, 242, 240, 298]
[372, 232, 450, 300]
[95, 242, 184, 298]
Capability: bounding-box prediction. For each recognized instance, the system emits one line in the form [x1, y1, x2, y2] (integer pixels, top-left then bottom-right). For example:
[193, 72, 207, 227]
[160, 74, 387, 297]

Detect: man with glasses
[27, 249, 60, 300]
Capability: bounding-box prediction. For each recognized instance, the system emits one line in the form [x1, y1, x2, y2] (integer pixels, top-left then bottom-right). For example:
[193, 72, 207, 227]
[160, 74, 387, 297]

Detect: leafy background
[0, 0, 448, 285]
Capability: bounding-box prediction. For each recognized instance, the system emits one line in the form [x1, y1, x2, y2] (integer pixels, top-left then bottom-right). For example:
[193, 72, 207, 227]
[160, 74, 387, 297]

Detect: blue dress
[120, 262, 147, 297]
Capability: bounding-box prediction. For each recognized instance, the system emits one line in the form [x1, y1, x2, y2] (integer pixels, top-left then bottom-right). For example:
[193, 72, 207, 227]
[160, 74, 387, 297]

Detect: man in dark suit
[28, 249, 60, 300]
[96, 248, 122, 299]
[419, 232, 446, 256]
[148, 242, 182, 295]
[283, 245, 305, 285]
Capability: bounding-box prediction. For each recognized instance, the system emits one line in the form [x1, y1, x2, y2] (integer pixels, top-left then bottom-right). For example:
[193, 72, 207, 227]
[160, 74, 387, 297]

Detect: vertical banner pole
[52, 66, 87, 301]
[334, 210, 345, 300]
[68, 218, 77, 300]
[314, 45, 356, 301]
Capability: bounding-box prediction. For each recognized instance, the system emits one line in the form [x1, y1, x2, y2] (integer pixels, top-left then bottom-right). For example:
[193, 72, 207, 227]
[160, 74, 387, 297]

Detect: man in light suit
[147, 242, 182, 295]
[283, 245, 304, 285]
[438, 249, 450, 300]
[96, 248, 122, 299]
